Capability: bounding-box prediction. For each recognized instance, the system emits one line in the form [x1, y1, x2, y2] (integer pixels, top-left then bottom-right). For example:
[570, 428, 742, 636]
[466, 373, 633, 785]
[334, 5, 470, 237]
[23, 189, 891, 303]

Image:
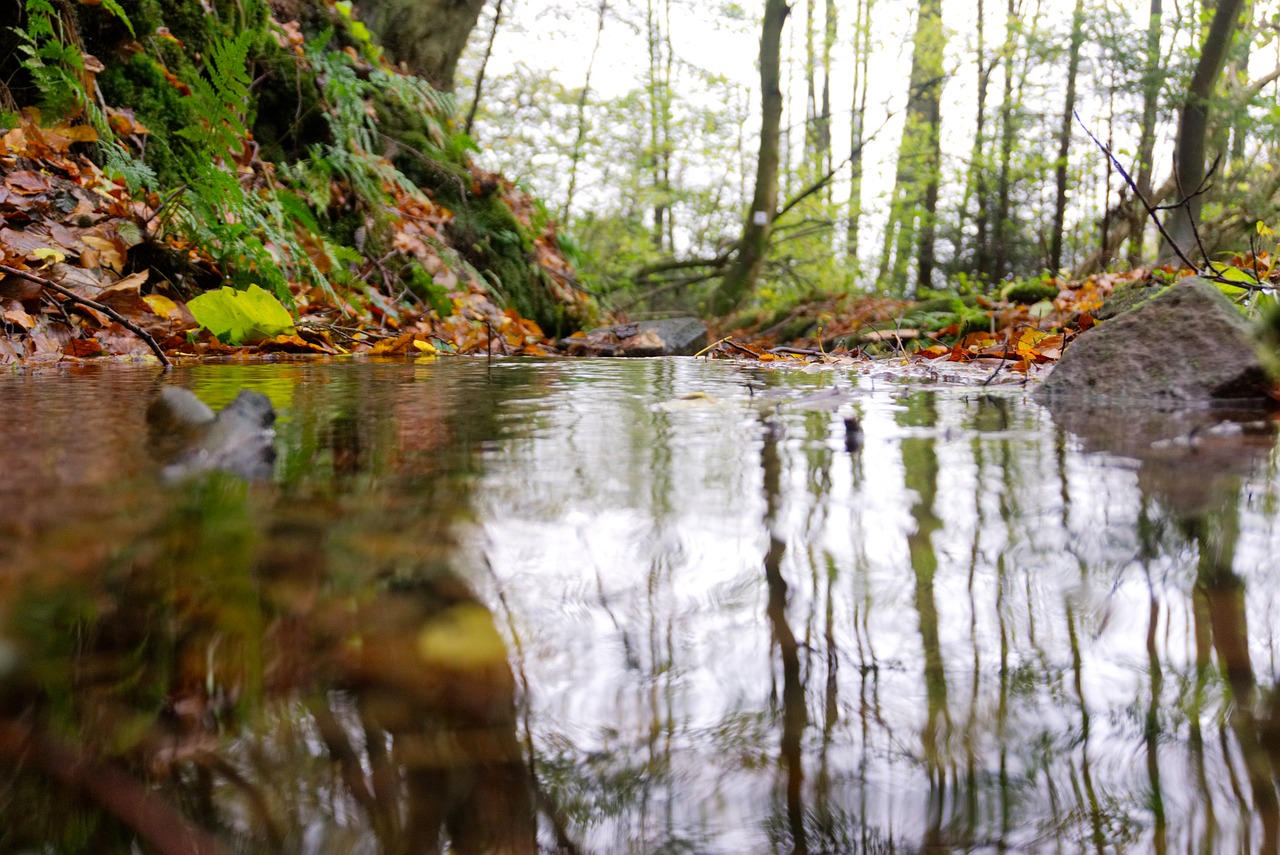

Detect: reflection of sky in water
[471, 359, 1280, 853]
[2, 358, 1279, 853]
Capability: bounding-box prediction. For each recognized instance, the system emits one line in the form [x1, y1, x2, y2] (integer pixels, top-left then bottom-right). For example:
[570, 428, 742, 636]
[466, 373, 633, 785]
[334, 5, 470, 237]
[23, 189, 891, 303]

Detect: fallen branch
[0, 264, 172, 367]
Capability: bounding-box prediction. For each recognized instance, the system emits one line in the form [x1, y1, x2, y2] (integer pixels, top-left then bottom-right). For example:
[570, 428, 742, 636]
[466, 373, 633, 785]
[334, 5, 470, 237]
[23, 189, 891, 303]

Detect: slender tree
[464, 0, 505, 136]
[1127, 0, 1163, 265]
[1160, 0, 1247, 262]
[846, 0, 873, 270]
[563, 0, 609, 224]
[712, 0, 791, 315]
[1048, 0, 1086, 275]
[876, 0, 946, 295]
[964, 0, 993, 280]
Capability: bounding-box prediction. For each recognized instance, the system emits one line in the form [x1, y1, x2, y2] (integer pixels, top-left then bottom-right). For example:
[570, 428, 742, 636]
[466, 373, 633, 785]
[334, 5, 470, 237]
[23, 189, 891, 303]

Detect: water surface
[1, 357, 1279, 854]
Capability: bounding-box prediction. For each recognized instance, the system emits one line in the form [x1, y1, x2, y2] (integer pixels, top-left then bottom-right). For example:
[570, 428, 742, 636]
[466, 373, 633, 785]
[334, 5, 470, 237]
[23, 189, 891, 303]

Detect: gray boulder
[561, 317, 708, 357]
[1038, 277, 1273, 406]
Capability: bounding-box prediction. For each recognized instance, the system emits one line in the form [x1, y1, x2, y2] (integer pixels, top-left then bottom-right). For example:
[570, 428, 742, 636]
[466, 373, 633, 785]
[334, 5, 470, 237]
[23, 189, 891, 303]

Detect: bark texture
[360, 0, 488, 92]
[1159, 0, 1246, 262]
[711, 0, 790, 315]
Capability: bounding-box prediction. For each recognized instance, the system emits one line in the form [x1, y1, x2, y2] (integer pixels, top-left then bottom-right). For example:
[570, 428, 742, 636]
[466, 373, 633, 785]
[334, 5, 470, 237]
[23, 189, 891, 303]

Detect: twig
[1076, 114, 1267, 292]
[1075, 113, 1201, 274]
[693, 335, 731, 358]
[0, 264, 172, 367]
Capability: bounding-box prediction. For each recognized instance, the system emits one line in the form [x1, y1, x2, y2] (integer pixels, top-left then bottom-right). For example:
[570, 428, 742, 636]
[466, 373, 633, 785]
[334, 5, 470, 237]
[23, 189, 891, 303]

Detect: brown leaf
[3, 305, 37, 329]
[256, 334, 334, 354]
[64, 338, 104, 357]
[0, 272, 44, 301]
[8, 171, 50, 195]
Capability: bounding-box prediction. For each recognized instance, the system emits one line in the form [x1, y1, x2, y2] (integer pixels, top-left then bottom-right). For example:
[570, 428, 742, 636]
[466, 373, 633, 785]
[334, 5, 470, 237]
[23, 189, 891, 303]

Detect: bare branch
[0, 264, 172, 367]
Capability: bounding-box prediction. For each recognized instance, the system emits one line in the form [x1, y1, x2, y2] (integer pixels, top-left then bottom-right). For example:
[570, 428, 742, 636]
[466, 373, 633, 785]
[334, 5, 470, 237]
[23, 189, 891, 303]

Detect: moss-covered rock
[1000, 279, 1059, 305]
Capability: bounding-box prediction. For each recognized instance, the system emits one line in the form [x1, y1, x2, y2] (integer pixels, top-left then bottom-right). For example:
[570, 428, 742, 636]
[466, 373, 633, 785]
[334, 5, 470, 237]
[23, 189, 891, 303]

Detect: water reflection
[1, 359, 1279, 853]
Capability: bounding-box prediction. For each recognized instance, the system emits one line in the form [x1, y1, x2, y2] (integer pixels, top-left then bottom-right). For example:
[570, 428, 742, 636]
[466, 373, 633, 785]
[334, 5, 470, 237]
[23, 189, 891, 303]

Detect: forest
[0, 0, 1276, 362]
[462, 0, 1277, 311]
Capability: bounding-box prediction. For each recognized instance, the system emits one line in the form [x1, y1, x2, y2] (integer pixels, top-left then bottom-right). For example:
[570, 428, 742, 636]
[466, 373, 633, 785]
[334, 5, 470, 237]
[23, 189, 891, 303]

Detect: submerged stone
[561, 317, 708, 357]
[147, 387, 276, 481]
[1038, 277, 1273, 406]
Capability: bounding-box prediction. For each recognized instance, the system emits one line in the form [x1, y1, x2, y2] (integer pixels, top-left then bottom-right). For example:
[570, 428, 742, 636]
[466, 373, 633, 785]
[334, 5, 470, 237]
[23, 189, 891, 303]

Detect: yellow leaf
[412, 338, 437, 353]
[31, 248, 65, 264]
[143, 294, 178, 318]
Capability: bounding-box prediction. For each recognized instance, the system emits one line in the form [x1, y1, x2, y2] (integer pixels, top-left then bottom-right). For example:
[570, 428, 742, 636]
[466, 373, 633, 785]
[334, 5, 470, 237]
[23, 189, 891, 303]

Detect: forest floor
[0, 106, 1165, 373]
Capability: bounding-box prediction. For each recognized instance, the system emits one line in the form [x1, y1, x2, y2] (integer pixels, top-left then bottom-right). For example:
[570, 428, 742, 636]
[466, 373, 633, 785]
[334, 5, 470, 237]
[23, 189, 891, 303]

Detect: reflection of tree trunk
[761, 419, 809, 855]
[1188, 495, 1279, 854]
[1066, 604, 1106, 854]
[1143, 576, 1167, 854]
[899, 398, 949, 845]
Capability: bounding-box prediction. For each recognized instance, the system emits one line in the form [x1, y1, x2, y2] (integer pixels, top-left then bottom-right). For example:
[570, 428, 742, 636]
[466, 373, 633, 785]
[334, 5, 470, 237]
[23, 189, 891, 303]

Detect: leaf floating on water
[651, 391, 720, 412]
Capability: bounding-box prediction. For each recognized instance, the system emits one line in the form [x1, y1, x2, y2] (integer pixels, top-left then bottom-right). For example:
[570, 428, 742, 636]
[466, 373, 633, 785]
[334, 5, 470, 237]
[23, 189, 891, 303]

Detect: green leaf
[1208, 261, 1259, 287]
[188, 284, 296, 345]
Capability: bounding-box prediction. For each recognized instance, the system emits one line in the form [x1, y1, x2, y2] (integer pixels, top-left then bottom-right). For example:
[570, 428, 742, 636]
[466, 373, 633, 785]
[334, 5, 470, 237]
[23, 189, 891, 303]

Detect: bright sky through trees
[460, 1, 1280, 294]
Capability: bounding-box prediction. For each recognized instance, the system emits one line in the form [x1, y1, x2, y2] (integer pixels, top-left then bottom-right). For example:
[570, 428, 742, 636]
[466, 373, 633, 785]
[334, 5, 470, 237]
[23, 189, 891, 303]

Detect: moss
[1000, 280, 1059, 305]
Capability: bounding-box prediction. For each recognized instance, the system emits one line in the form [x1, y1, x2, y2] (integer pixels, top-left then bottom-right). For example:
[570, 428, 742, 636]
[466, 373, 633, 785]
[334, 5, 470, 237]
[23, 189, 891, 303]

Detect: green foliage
[188, 283, 296, 344]
[1000, 278, 1060, 305]
[175, 29, 253, 160]
[16, 0, 88, 118]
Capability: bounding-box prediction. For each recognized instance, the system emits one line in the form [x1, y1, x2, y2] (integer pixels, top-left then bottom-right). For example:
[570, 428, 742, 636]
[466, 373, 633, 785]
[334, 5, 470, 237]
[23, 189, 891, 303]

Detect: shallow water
[2, 357, 1279, 854]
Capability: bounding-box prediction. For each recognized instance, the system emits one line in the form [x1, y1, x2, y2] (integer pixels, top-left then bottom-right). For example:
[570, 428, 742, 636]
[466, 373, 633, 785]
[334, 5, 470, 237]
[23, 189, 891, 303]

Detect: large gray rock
[1038, 277, 1273, 406]
[561, 317, 708, 357]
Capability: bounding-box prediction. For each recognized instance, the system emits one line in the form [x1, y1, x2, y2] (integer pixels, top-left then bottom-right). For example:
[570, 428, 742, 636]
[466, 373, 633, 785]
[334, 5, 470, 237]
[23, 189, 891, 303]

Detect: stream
[2, 357, 1279, 854]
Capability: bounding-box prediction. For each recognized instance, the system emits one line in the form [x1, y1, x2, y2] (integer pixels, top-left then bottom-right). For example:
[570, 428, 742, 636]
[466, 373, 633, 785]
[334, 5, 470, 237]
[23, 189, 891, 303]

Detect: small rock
[561, 317, 708, 357]
[1038, 277, 1273, 406]
[148, 387, 276, 481]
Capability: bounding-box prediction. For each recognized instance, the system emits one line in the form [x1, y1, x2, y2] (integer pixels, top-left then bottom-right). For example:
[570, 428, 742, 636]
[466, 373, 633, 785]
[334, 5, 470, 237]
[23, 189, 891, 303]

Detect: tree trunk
[711, 0, 790, 315]
[563, 0, 608, 224]
[875, 0, 945, 295]
[821, 0, 836, 194]
[846, 0, 873, 269]
[1126, 0, 1162, 265]
[1048, 0, 1085, 275]
[966, 0, 992, 281]
[1159, 0, 1246, 263]
[463, 0, 504, 136]
[991, 0, 1019, 283]
[360, 0, 488, 92]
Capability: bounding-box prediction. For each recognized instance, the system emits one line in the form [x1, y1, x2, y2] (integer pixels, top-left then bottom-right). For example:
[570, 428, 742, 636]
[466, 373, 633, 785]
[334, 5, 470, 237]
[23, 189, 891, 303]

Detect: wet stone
[1038, 276, 1274, 406]
[561, 316, 708, 357]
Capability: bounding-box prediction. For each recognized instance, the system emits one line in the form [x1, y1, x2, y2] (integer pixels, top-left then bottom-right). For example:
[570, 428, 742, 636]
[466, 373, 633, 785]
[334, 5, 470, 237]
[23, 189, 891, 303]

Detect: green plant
[188, 283, 295, 344]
